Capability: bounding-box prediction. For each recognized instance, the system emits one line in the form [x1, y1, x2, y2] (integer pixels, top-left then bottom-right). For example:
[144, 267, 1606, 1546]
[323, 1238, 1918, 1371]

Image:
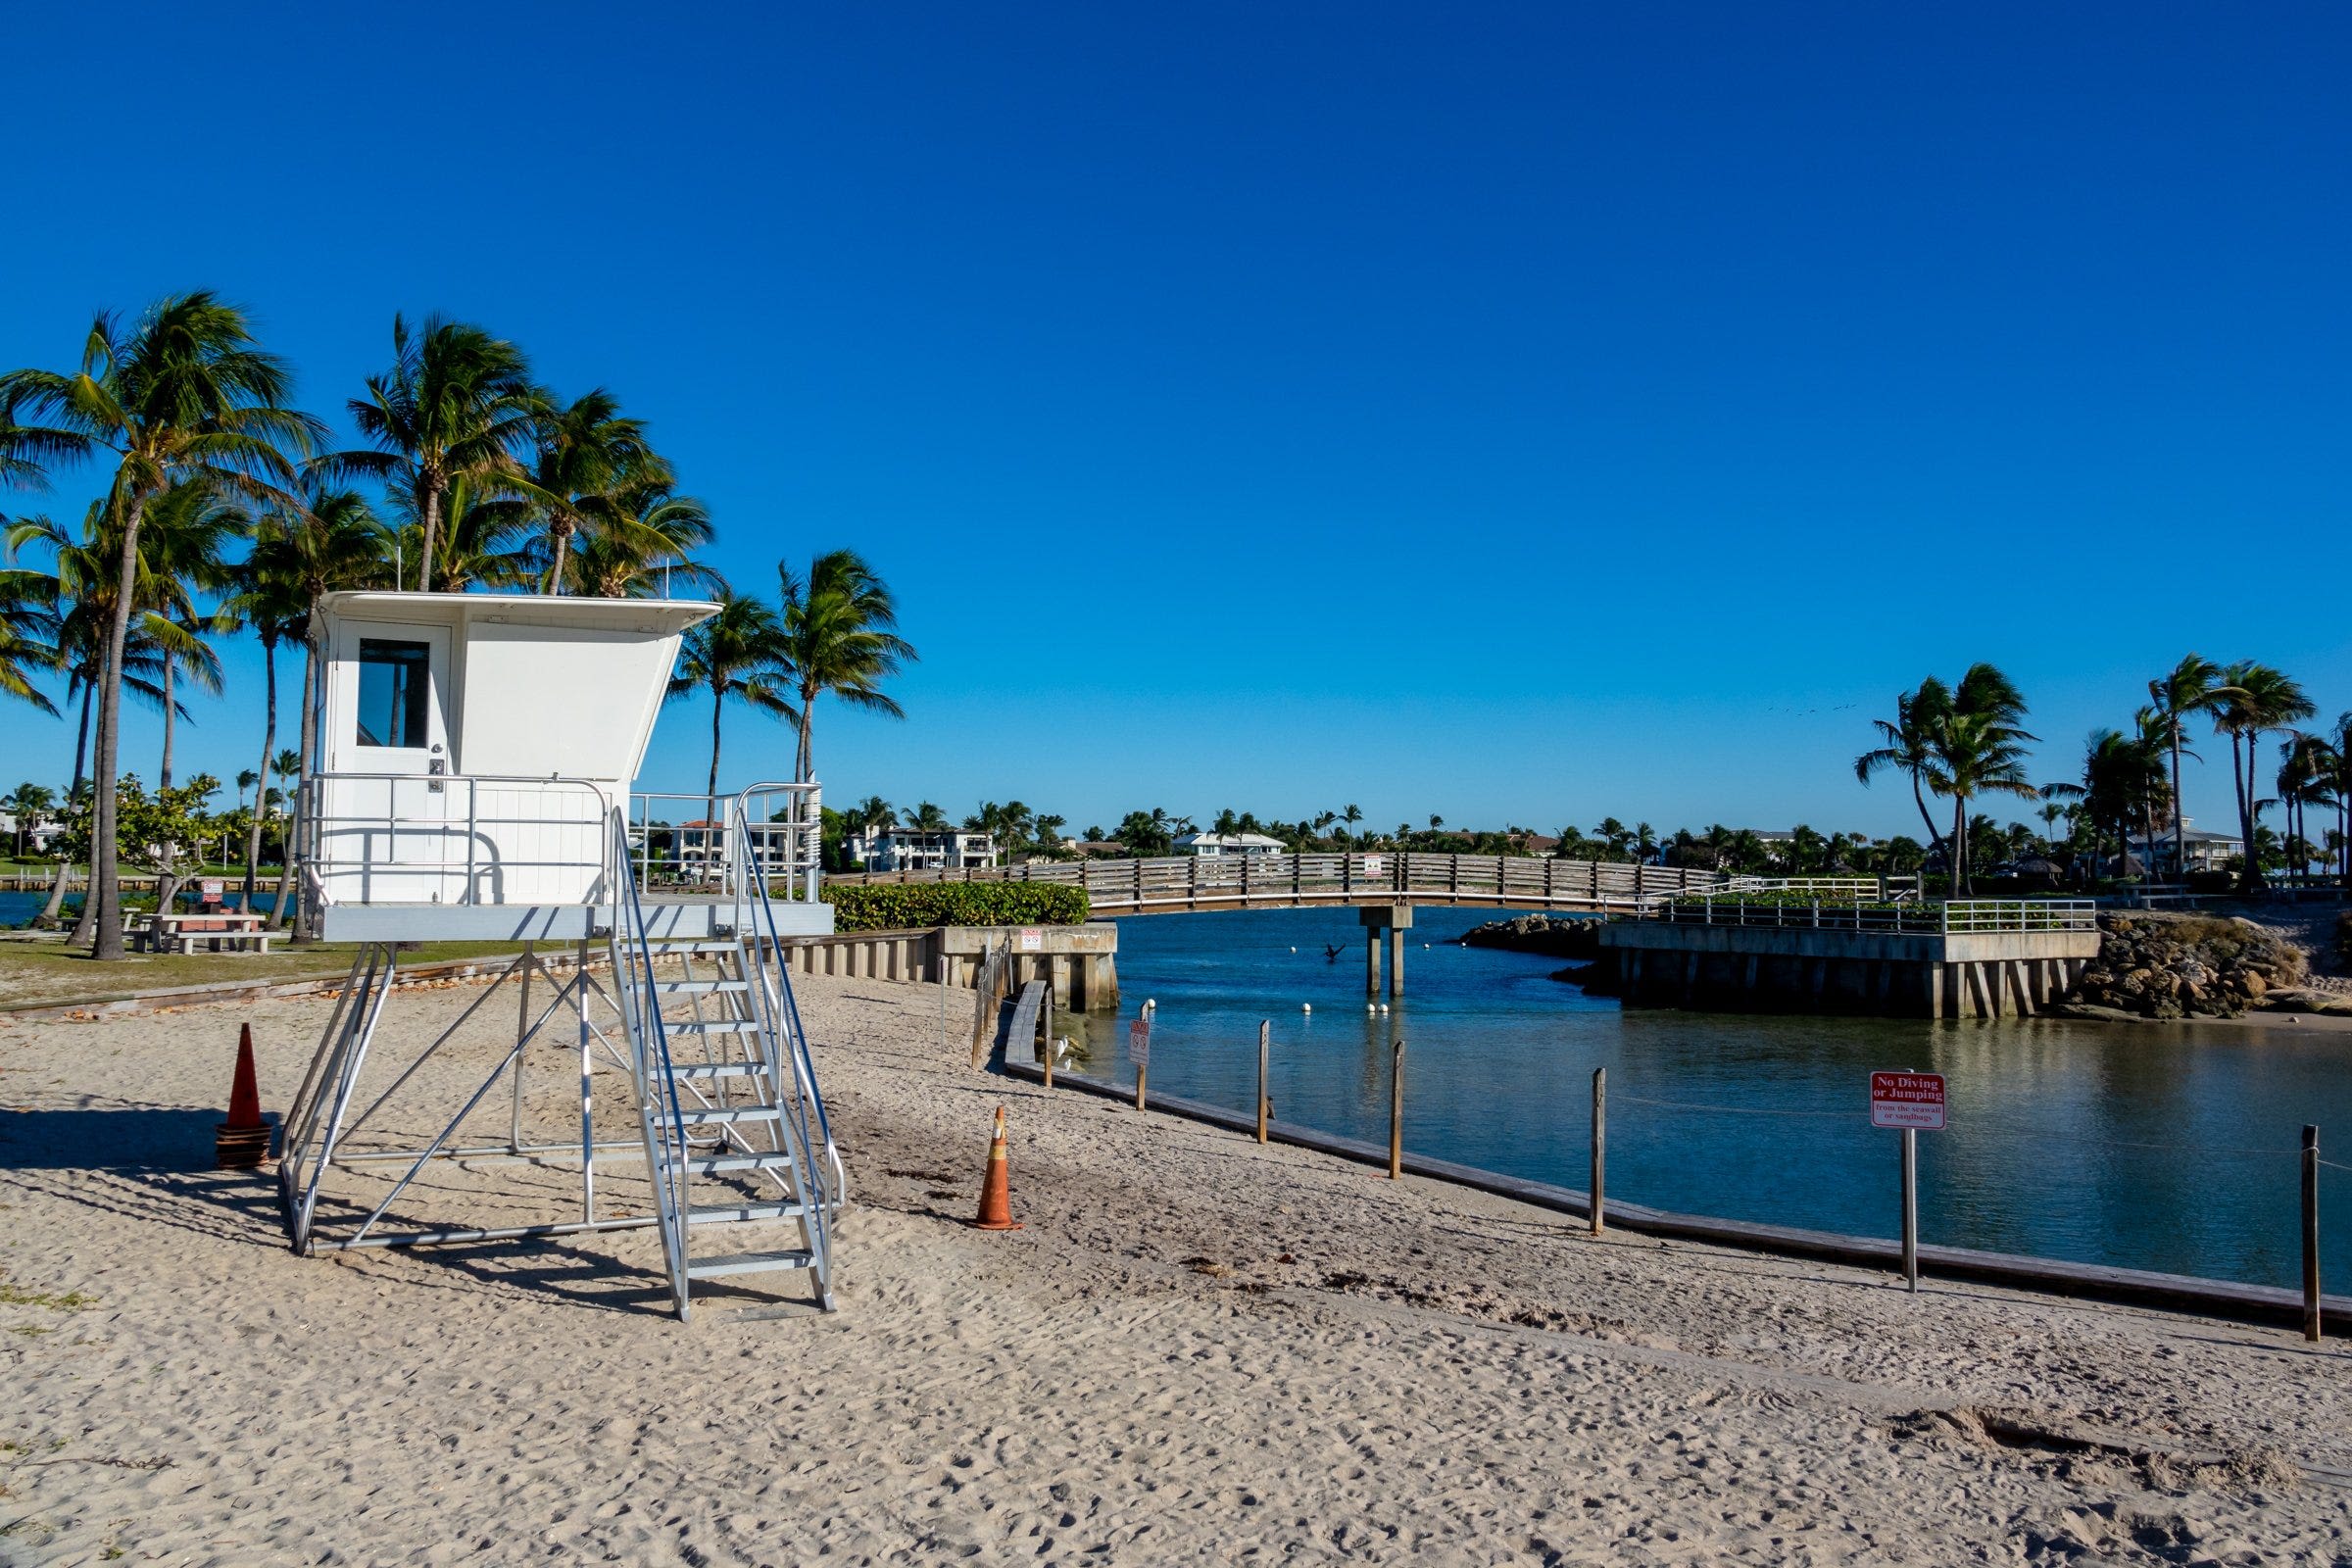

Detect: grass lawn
[0, 935, 536, 1010]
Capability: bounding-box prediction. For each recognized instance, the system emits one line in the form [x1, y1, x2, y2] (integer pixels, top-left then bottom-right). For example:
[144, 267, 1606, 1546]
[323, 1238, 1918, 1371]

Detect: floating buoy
[1301, 1003, 1312, 1013]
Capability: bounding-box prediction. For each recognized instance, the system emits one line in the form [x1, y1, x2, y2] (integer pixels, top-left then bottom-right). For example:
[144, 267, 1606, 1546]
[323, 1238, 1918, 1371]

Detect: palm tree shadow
[0, 1100, 235, 1172]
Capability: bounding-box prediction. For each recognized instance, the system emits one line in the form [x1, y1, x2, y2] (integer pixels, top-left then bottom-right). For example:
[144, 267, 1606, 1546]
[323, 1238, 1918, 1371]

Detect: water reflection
[1086, 906, 2349, 1291]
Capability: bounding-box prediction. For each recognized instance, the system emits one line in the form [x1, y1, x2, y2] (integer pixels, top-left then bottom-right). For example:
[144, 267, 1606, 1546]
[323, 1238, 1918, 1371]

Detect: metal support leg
[511, 940, 535, 1153]
[577, 936, 596, 1224]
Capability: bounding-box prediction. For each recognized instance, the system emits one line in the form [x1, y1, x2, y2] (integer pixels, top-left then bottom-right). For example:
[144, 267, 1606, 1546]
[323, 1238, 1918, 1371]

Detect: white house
[2127, 820, 2245, 876]
[0, 812, 61, 855]
[846, 826, 999, 872]
[1175, 831, 1288, 859]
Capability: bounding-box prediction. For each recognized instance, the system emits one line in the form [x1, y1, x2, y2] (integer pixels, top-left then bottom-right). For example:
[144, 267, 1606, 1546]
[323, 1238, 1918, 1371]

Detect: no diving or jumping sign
[1870, 1070, 1946, 1131]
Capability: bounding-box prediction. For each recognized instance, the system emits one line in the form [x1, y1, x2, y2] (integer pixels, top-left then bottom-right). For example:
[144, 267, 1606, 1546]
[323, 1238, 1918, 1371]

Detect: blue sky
[4, 3, 2347, 840]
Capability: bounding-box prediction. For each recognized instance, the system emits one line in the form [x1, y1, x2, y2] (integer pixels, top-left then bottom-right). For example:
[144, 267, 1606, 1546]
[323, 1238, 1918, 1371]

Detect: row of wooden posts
[1025, 1008, 2331, 1346]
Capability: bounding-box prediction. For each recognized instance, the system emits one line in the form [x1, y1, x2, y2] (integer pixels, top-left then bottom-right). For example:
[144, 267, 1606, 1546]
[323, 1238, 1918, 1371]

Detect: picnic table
[133, 911, 278, 956]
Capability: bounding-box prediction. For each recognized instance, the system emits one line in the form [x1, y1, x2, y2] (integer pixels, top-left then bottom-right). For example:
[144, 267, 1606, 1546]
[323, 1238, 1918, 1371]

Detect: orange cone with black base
[971, 1105, 1021, 1231]
[215, 1024, 271, 1169]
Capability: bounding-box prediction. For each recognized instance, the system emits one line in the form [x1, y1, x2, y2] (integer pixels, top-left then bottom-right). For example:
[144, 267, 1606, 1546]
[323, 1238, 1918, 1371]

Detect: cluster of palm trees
[1858, 656, 2345, 894]
[0, 291, 911, 957]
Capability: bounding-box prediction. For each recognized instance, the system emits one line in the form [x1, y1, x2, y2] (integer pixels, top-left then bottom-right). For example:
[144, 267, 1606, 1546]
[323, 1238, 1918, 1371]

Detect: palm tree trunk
[161, 652, 176, 791]
[548, 521, 570, 598]
[1951, 799, 1968, 895]
[707, 686, 723, 831]
[83, 489, 152, 959]
[417, 478, 441, 593]
[2169, 733, 2184, 882]
[39, 685, 94, 929]
[71, 679, 91, 794]
[796, 705, 813, 784]
[243, 636, 277, 908]
[1906, 772, 1939, 849]
[284, 635, 321, 942]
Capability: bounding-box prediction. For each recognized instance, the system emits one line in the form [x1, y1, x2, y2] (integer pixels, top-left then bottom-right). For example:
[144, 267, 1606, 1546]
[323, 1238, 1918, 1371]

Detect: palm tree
[379, 472, 534, 594]
[665, 589, 792, 808]
[0, 567, 61, 716]
[563, 486, 716, 599]
[236, 767, 259, 811]
[908, 802, 951, 833]
[136, 480, 244, 790]
[2147, 655, 2236, 881]
[2213, 662, 2314, 892]
[2277, 734, 2334, 888]
[517, 387, 664, 593]
[4, 782, 55, 860]
[776, 551, 915, 783]
[1930, 663, 2038, 894]
[221, 528, 310, 906]
[0, 292, 318, 957]
[333, 315, 535, 592]
[1855, 678, 1955, 851]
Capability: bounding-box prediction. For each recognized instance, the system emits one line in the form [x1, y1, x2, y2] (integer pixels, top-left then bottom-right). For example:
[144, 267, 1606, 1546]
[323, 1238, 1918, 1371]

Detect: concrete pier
[1595, 920, 2098, 1019]
[1361, 904, 1412, 999]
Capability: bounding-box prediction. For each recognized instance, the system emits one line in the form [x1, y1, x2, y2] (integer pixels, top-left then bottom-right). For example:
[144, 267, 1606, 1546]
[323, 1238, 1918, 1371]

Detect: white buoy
[1380, 1004, 1391, 1014]
[1301, 1003, 1312, 1013]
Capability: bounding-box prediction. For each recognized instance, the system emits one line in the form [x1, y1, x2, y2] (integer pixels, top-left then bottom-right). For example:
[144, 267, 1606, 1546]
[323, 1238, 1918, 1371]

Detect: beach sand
[2, 969, 2348, 1565]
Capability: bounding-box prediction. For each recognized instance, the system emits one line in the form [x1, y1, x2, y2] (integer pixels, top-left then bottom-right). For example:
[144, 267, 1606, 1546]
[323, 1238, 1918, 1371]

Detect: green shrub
[823, 882, 1091, 932]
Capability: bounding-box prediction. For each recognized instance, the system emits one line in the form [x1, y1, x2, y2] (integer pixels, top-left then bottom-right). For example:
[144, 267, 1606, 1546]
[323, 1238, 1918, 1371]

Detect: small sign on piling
[1871, 1069, 1944, 1293]
[1130, 1014, 1152, 1110]
[1018, 926, 1043, 954]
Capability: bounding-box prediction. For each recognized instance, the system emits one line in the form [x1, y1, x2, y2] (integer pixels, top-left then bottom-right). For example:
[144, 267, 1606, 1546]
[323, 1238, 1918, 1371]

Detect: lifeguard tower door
[326, 618, 457, 905]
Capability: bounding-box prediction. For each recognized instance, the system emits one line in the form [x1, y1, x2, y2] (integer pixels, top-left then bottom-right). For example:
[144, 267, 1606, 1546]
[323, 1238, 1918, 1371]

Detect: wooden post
[1388, 1036, 1404, 1179]
[1590, 1066, 1606, 1236]
[1135, 1049, 1148, 1111]
[2304, 1124, 2323, 1343]
[1256, 1020, 1270, 1144]
[1900, 1125, 1919, 1293]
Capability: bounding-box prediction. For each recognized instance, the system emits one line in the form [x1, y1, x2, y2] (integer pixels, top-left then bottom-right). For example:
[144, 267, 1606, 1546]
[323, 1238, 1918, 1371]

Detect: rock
[2150, 999, 2185, 1021]
[2053, 1003, 2140, 1023]
[2240, 968, 2267, 1000]
[1462, 914, 1600, 959]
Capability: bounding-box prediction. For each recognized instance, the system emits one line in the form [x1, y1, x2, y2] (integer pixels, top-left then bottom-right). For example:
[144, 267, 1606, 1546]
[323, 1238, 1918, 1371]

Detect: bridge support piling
[1361, 904, 1413, 1000]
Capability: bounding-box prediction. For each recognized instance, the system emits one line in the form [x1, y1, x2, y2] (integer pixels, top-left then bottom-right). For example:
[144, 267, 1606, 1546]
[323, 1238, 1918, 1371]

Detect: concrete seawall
[788, 921, 1118, 1010]
[1596, 922, 2099, 1019]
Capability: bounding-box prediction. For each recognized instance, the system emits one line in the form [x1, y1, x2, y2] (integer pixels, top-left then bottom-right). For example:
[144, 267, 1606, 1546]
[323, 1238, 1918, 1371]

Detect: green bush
[823, 882, 1091, 933]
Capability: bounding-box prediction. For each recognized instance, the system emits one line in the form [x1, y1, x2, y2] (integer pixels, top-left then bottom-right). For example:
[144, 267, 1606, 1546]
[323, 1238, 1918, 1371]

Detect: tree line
[0, 292, 911, 956]
[1858, 656, 2345, 894]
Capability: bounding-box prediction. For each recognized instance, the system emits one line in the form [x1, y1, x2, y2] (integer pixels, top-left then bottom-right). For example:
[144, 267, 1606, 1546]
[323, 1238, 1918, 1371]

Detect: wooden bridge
[827, 851, 1729, 917]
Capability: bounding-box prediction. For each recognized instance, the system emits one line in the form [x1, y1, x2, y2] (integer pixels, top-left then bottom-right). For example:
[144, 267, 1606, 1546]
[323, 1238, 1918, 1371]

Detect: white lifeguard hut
[277, 593, 843, 1320]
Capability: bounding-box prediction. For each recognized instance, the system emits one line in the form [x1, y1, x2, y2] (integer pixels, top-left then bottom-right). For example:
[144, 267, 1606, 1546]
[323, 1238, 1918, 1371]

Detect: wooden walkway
[828, 851, 1728, 916]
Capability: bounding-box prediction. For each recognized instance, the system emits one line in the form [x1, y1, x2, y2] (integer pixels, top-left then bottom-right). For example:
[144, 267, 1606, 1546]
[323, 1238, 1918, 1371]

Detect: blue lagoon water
[1076, 907, 2351, 1293]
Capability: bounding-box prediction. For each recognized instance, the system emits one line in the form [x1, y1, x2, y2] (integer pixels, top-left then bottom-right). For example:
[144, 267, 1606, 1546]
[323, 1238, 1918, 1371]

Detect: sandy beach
[3, 968, 2349, 1566]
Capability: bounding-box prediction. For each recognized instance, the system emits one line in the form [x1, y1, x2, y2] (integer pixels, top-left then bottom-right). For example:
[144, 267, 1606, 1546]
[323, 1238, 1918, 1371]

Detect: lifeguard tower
[276, 592, 843, 1320]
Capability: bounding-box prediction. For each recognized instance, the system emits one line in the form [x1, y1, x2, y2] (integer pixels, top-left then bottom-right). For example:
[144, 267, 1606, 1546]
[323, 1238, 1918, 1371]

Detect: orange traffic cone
[215, 1023, 271, 1169]
[970, 1105, 1022, 1231]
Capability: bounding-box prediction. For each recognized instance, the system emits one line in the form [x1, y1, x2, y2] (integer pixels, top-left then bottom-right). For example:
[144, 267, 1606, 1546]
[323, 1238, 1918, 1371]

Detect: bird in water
[1322, 944, 1344, 962]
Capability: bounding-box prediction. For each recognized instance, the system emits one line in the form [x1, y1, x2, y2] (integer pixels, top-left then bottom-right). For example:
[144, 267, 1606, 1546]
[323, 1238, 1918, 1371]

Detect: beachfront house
[845, 825, 999, 872]
[651, 818, 803, 880]
[2126, 820, 2245, 877]
[1175, 831, 1288, 859]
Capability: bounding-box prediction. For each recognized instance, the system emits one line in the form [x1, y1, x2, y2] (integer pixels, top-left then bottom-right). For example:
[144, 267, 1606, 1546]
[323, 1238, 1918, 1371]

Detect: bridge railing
[828, 852, 1731, 911]
[1653, 897, 2097, 935]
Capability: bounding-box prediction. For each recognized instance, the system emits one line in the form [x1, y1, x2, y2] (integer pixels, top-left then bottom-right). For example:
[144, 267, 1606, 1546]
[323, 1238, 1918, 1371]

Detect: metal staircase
[610, 791, 843, 1321]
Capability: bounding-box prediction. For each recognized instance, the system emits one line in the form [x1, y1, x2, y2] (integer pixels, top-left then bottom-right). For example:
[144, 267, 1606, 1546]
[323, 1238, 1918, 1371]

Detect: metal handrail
[610, 807, 693, 1315]
[729, 789, 845, 1239]
[301, 771, 616, 913]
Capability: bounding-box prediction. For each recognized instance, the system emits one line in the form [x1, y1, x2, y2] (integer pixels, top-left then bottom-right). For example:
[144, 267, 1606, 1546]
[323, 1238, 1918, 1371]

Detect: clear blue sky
[4, 3, 2347, 840]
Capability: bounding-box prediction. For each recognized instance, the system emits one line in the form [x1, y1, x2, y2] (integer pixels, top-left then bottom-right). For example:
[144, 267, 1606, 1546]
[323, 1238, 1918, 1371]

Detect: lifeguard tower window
[356, 638, 431, 749]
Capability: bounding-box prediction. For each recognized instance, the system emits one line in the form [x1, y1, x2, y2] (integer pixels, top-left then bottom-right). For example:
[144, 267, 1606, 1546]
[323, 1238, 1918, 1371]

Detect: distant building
[1175, 831, 1288, 859]
[845, 826, 999, 872]
[658, 819, 802, 875]
[0, 812, 60, 853]
[2127, 820, 2243, 876]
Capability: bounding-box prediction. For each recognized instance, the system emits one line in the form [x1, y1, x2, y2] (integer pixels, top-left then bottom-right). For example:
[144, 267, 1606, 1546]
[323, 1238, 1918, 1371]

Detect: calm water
[0, 891, 47, 926]
[1076, 906, 2351, 1293]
